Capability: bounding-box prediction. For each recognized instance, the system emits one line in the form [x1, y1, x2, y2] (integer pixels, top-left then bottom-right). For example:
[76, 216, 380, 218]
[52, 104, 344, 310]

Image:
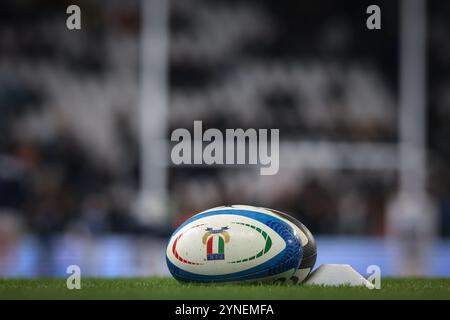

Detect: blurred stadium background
[0, 0, 450, 278]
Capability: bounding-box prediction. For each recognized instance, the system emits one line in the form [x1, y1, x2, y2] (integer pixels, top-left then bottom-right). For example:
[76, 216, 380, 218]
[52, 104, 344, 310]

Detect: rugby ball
[263, 208, 317, 283]
[166, 205, 303, 283]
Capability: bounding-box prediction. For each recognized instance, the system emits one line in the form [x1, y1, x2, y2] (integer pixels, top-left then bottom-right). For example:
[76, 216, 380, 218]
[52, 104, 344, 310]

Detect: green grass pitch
[0, 278, 449, 299]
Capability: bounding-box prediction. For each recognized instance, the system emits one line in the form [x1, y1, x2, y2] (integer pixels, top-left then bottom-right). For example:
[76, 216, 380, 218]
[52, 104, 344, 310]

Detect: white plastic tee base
[304, 264, 374, 289]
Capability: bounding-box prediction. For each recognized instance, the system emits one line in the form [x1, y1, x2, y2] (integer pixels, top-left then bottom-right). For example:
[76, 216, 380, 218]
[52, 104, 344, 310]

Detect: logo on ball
[202, 227, 230, 261]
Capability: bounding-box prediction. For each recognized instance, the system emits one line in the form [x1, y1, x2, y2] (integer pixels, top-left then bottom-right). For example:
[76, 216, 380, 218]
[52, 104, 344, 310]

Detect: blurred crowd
[0, 0, 142, 240]
[0, 0, 450, 243]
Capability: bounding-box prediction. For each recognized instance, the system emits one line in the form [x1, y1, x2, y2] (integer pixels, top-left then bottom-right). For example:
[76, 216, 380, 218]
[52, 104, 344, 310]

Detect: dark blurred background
[0, 0, 449, 277]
